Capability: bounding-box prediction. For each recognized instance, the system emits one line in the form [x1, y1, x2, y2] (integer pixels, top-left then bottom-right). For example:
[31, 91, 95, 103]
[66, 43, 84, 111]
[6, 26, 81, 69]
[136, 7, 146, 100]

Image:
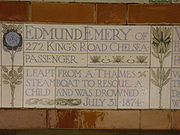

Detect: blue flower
[3, 29, 22, 51]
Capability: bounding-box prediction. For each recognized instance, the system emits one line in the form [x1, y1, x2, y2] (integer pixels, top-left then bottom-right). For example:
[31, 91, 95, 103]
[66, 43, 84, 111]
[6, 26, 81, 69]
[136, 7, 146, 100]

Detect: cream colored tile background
[0, 23, 179, 109]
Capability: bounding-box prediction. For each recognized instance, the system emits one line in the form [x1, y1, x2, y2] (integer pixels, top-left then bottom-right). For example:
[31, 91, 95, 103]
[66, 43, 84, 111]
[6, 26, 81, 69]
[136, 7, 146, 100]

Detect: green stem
[10, 84, 15, 107]
[11, 50, 15, 71]
[158, 52, 164, 109]
[10, 50, 15, 107]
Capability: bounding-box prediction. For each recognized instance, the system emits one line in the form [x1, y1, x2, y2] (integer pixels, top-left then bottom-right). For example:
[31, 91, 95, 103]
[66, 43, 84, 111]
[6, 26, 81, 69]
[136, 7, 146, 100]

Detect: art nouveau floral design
[151, 27, 171, 108]
[2, 24, 23, 107]
[25, 98, 81, 106]
[90, 55, 148, 64]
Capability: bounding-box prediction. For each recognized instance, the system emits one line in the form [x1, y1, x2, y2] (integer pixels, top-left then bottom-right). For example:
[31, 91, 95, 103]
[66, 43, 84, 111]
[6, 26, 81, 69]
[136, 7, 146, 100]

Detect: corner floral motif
[2, 24, 23, 107]
[151, 26, 171, 108]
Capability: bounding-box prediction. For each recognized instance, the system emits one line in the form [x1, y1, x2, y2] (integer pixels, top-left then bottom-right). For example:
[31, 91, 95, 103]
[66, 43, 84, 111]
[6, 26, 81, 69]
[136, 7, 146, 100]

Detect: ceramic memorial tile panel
[87, 25, 150, 67]
[23, 24, 88, 67]
[171, 68, 180, 109]
[24, 67, 55, 108]
[118, 68, 149, 109]
[0, 23, 179, 110]
[55, 67, 118, 109]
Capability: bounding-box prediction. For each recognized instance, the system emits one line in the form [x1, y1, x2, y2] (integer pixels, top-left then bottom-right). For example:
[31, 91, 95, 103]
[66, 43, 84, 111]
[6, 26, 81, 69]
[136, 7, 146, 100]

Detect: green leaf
[152, 69, 158, 81]
[159, 68, 165, 80]
[2, 66, 8, 73]
[157, 68, 160, 80]
[151, 44, 158, 53]
[18, 66, 23, 73]
[3, 80, 9, 84]
[162, 43, 166, 53]
[17, 74, 23, 79]
[161, 68, 165, 77]
[15, 81, 22, 85]
[17, 25, 22, 30]
[163, 68, 171, 81]
[164, 51, 171, 59]
[2, 74, 9, 80]
[162, 78, 170, 86]
[2, 24, 8, 30]
[151, 79, 160, 87]
[152, 52, 159, 59]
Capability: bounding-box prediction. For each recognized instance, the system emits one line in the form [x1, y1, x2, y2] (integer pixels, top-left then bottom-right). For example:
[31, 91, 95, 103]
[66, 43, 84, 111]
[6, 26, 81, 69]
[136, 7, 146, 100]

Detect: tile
[0, 24, 1, 65]
[0, 66, 1, 107]
[172, 110, 180, 129]
[21, 0, 43, 1]
[118, 68, 149, 109]
[0, 24, 1, 107]
[172, 26, 180, 67]
[0, 2, 29, 21]
[172, 0, 180, 3]
[2, 66, 23, 108]
[24, 67, 55, 108]
[23, 24, 88, 67]
[55, 68, 118, 109]
[150, 68, 171, 109]
[79, 110, 140, 129]
[149, 0, 172, 3]
[48, 110, 78, 129]
[87, 25, 150, 67]
[44, 0, 74, 1]
[31, 2, 95, 24]
[128, 4, 180, 24]
[97, 4, 126, 24]
[75, 0, 149, 3]
[141, 110, 171, 129]
[173, 54, 180, 67]
[0, 109, 47, 129]
[171, 68, 180, 109]
[151, 26, 172, 68]
[2, 23, 23, 66]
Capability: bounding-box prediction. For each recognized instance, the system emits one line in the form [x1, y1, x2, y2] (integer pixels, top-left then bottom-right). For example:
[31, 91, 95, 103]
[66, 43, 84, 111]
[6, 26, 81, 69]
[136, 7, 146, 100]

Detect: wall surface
[0, 1, 180, 130]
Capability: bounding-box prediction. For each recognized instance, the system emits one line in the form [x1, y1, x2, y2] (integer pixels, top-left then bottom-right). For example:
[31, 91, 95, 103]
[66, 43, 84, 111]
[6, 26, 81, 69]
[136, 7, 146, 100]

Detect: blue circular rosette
[3, 30, 22, 51]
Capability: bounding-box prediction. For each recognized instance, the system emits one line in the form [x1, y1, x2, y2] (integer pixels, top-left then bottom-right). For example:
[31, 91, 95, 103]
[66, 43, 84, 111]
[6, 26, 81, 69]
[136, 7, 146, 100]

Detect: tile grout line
[55, 66, 57, 109]
[117, 67, 119, 110]
[149, 26, 152, 109]
[170, 26, 174, 109]
[87, 24, 89, 68]
[22, 23, 25, 108]
[116, 67, 119, 110]
[0, 24, 3, 107]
